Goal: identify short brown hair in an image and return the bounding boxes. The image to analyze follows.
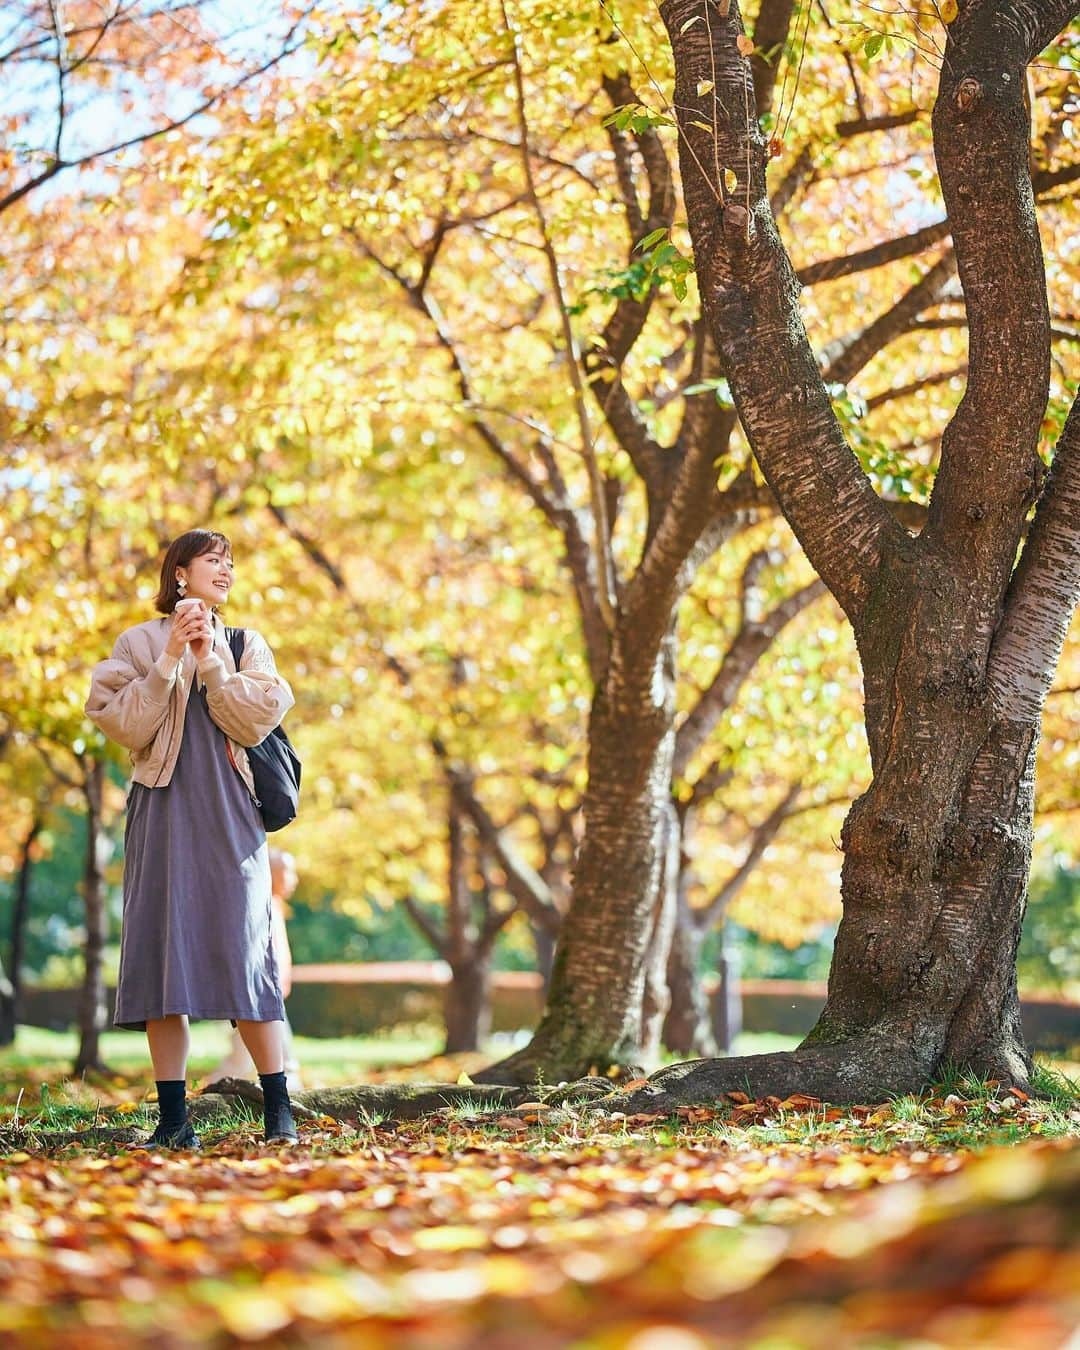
[154,529,233,614]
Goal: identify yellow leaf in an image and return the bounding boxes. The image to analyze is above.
[697,80,715,97]
[456,1071,475,1085]
[115,1102,140,1115]
[940,0,959,20]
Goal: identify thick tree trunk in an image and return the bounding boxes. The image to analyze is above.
[74,761,109,1076]
[804,558,1040,1090]
[662,880,717,1058]
[9,813,42,1008]
[478,630,678,1084]
[444,953,493,1054]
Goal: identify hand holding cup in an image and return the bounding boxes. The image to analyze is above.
[166,598,212,661]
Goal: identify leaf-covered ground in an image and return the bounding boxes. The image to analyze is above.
[1,1068,1078,1348]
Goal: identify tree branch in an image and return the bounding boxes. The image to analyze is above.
[821,251,958,387]
[793,163,1076,291]
[695,782,802,930]
[673,576,825,779]
[920,0,1070,576]
[835,108,922,137]
[661,0,904,631]
[348,228,610,677]
[865,365,968,412]
[0,5,316,217]
[402,896,449,958]
[797,220,951,288]
[580,72,678,501]
[750,0,796,118]
[445,767,562,936]
[988,392,1080,722]
[501,0,617,628]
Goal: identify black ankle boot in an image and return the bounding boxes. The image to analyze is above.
[146,1081,200,1149]
[260,1071,298,1144]
[146,1118,201,1150]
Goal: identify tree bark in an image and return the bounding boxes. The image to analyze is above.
[640,800,681,1065]
[654,0,1080,1103]
[478,627,679,1083]
[74,760,109,1076]
[531,920,557,989]
[0,956,14,1047]
[9,813,42,1009]
[444,952,493,1054]
[712,937,743,1052]
[663,884,717,1058]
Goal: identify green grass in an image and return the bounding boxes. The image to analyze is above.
[1,1023,444,1083]
[2,1024,1076,1153]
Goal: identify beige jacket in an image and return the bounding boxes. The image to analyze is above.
[85,614,295,796]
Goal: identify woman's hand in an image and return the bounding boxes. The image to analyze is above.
[165,603,212,661]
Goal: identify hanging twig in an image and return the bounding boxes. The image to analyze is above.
[500,0,618,629]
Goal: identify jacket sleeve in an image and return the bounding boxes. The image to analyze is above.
[199,629,295,748]
[84,633,177,752]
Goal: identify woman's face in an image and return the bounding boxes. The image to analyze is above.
[176,546,234,609]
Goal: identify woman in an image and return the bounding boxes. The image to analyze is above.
[86,528,298,1148]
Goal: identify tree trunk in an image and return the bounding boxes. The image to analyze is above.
[0,956,14,1047]
[478,628,678,1083]
[444,952,493,1054]
[74,760,110,1076]
[640,800,680,1065]
[662,872,717,1058]
[802,548,1039,1091]
[9,813,42,1008]
[624,559,1047,1107]
[531,920,557,990]
[712,936,743,1053]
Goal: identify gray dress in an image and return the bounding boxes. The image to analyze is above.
[114,674,285,1031]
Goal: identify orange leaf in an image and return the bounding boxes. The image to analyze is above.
[726,1091,751,1105]
[736,34,754,56]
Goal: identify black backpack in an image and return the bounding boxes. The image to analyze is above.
[226,627,301,833]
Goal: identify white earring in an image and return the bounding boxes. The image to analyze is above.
[177,576,187,597]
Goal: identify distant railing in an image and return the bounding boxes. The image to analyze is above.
[13,963,1080,1053]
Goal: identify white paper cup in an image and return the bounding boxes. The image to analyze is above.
[175,598,204,616]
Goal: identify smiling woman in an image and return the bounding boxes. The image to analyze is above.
[84,528,299,1150]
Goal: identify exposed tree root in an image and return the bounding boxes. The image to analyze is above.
[0,1126,145,1151]
[191,1081,536,1125]
[611,1042,939,1112]
[473,1047,646,1088]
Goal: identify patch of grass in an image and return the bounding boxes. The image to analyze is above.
[1031,1058,1079,1102]
[0,1026,445,1101]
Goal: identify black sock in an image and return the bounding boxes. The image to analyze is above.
[259,1070,289,1109]
[156,1080,187,1134]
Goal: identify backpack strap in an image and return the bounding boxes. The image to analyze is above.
[226,626,246,672]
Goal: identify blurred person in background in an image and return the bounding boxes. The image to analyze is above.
[206,848,303,1094]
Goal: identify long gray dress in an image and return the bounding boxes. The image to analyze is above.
[114,673,285,1031]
